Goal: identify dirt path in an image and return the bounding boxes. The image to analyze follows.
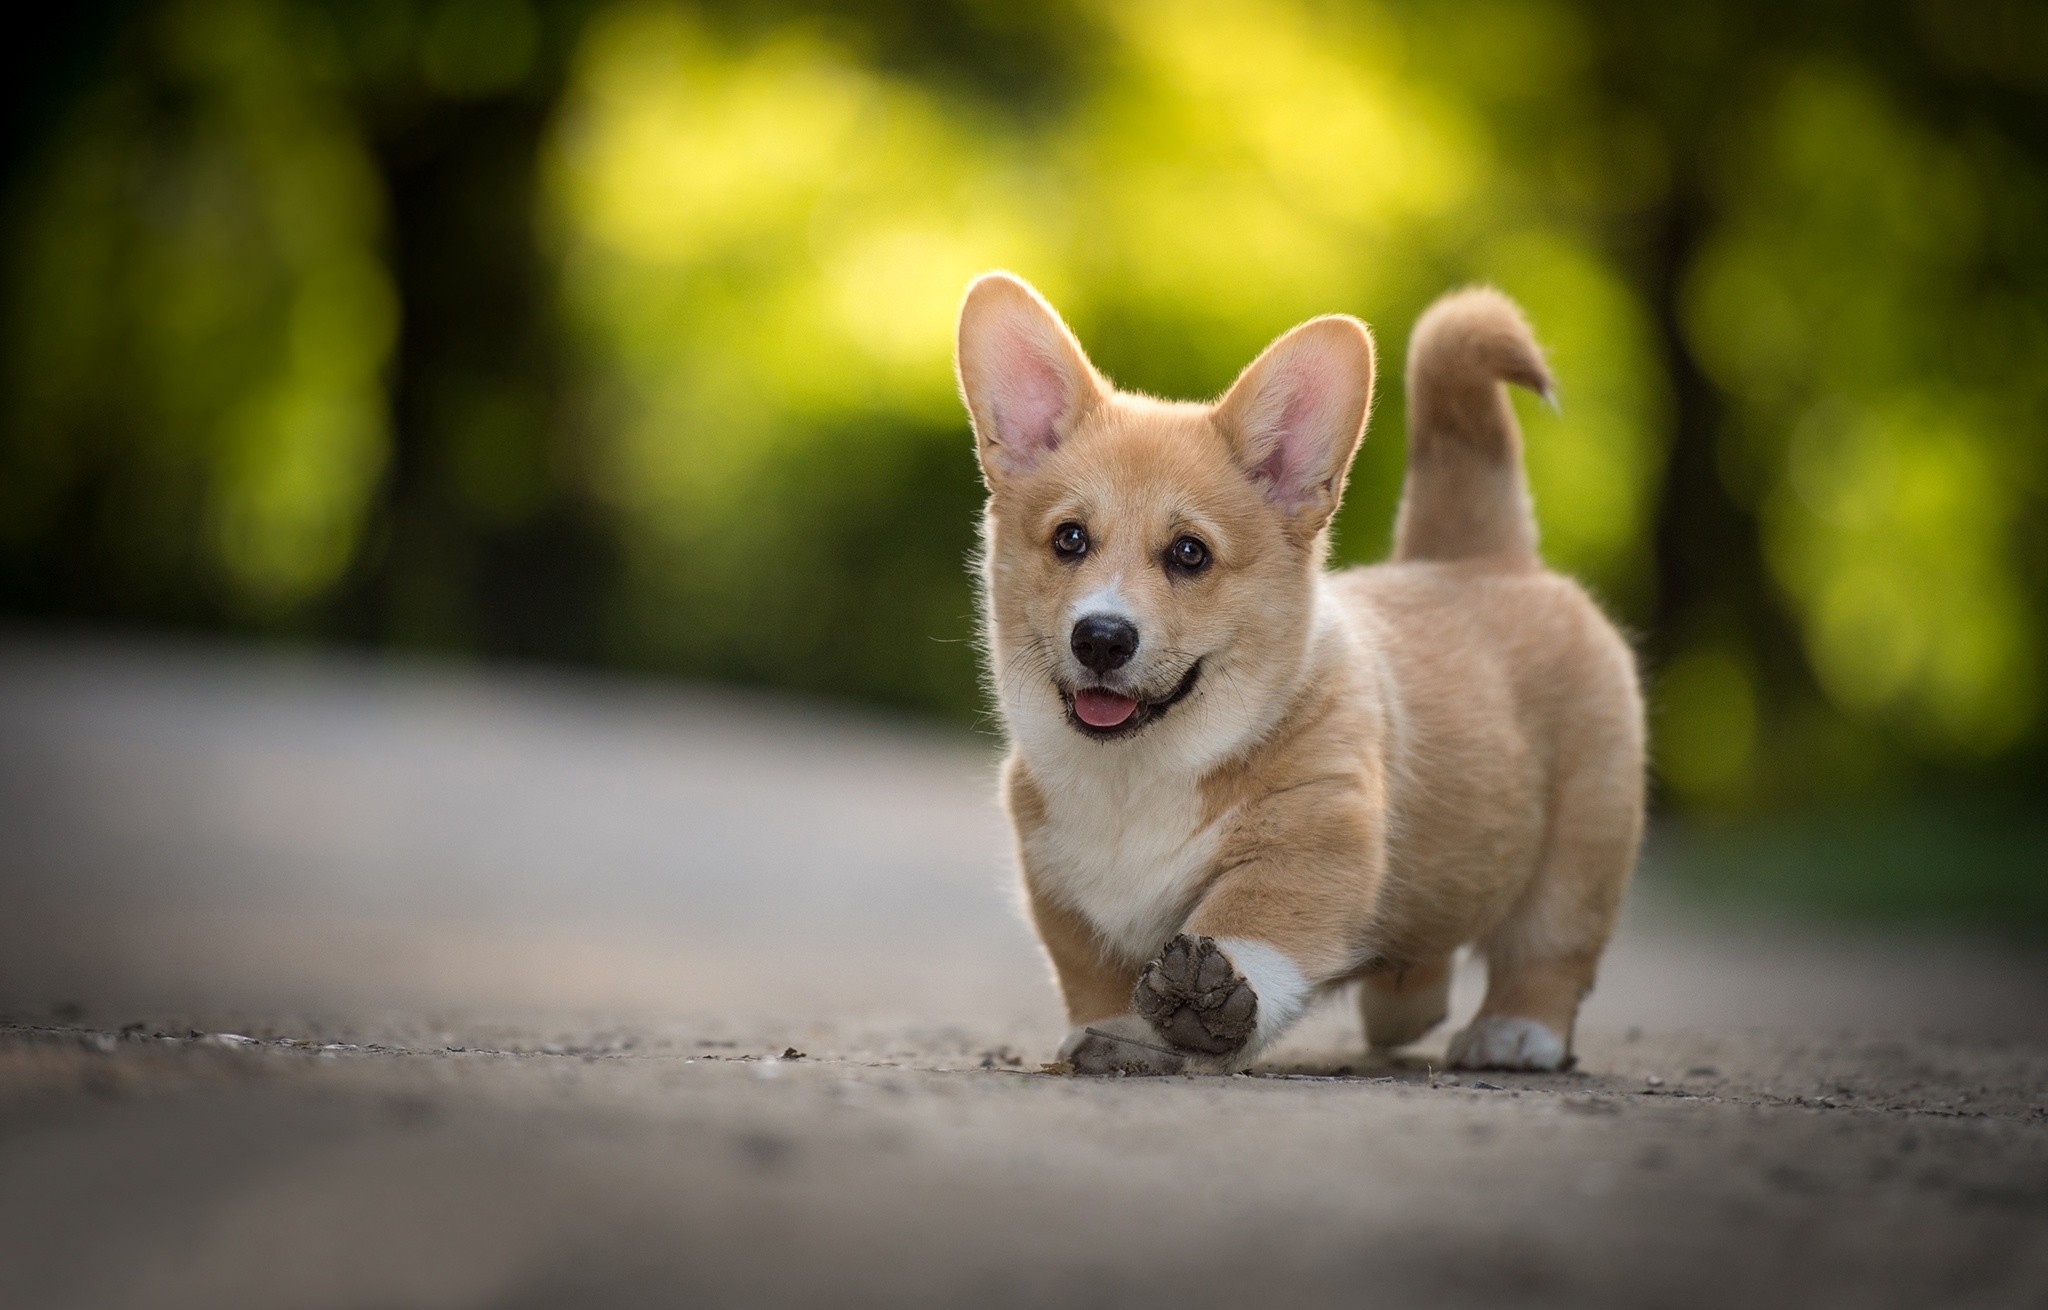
[3,634,2046,1309]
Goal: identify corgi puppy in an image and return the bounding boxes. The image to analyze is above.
[955,272,1645,1075]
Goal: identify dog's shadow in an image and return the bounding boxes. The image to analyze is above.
[1251,1048,1433,1083]
[1251,1048,1586,1087]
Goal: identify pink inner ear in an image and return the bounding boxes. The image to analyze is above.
[1250,359,1340,508]
[1250,429,1292,491]
[992,337,1070,466]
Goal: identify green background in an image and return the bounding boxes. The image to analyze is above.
[3,1,2044,929]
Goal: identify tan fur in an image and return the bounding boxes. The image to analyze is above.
[957,274,1644,1073]
[1359,954,1454,1051]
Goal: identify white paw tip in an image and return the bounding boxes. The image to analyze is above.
[1446,1016,1567,1071]
[1212,937,1311,1048]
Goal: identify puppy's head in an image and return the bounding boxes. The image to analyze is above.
[957,272,1374,767]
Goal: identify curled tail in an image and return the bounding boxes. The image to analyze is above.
[1391,287,1553,566]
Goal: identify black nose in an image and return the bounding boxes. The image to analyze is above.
[1070,615,1139,674]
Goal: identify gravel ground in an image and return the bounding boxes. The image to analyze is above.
[3,632,2046,1309]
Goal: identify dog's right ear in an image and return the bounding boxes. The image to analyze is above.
[956,272,1104,488]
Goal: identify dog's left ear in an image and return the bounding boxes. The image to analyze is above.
[1213,315,1375,530]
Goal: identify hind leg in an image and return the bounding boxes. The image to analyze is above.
[1359,955,1453,1052]
[1447,759,1642,1071]
[1446,954,1597,1071]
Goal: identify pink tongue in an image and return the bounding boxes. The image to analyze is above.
[1074,689,1139,728]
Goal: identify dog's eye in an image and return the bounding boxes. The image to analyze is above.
[1052,522,1089,559]
[1167,535,1210,573]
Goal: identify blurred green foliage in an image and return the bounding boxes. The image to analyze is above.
[3,1,395,617]
[1661,801,2048,941]
[3,2,2045,869]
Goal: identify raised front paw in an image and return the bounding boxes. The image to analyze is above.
[1133,933,1258,1058]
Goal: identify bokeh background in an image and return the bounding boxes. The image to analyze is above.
[3,0,2044,929]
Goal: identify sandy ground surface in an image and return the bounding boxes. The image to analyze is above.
[3,632,2047,1309]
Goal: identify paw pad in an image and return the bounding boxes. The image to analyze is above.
[1133,934,1258,1056]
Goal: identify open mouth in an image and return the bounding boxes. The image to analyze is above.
[1063,661,1202,740]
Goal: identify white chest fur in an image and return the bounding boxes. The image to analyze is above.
[1022,768,1224,964]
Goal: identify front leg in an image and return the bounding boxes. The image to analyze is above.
[1068,922,1336,1075]
[1073,876,1376,1080]
[1025,879,1251,1075]
[1022,877,1174,1072]
[1132,933,1263,1059]
[1023,762,1384,1075]
[1059,935,1269,1076]
[1111,931,1316,1072]
[1088,790,1382,1074]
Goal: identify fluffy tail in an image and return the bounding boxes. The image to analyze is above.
[1391,287,1553,566]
